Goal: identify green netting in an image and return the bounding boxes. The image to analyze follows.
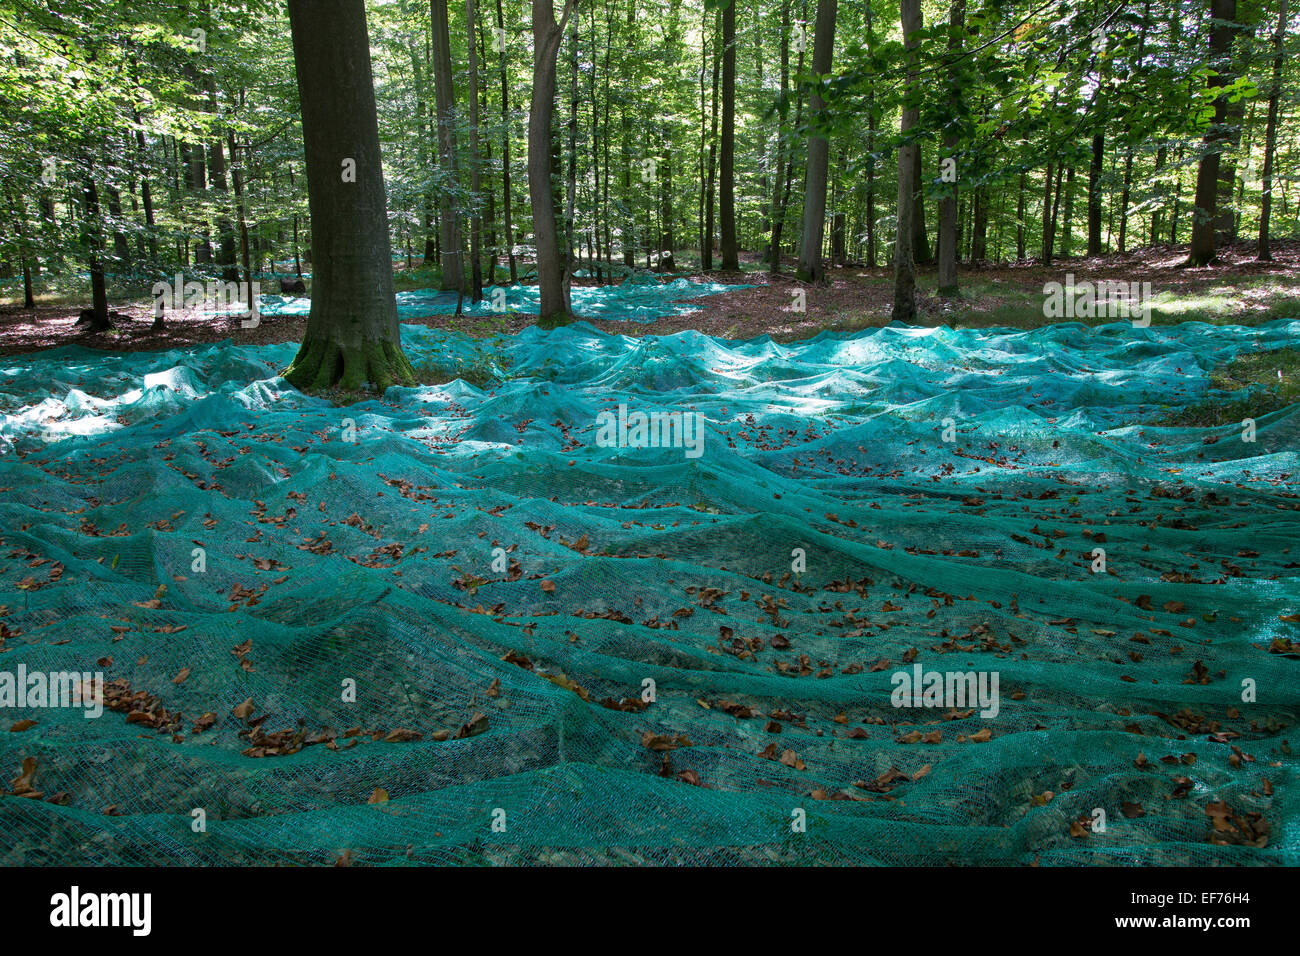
[0,317,1297,866]
[252,275,747,323]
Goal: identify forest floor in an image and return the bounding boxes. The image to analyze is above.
[1,239,1297,358]
[2,241,1297,866]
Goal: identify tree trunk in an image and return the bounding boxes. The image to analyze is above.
[1014,170,1025,261]
[1087,133,1104,255]
[795,0,837,281]
[283,0,413,392]
[529,0,576,323]
[106,185,132,274]
[467,0,484,302]
[562,23,578,310]
[911,143,931,264]
[703,9,721,271]
[1117,147,1133,253]
[495,0,517,281]
[7,192,36,309]
[892,0,922,322]
[1062,165,1075,257]
[1150,145,1167,245]
[769,0,807,274]
[81,169,111,332]
[1048,162,1063,255]
[719,0,739,270]
[229,130,254,292]
[431,0,465,291]
[1187,0,1237,266]
[937,0,965,293]
[1257,0,1287,261]
[1215,70,1250,244]
[205,79,240,282]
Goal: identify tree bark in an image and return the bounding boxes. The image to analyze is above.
[1062,165,1075,257]
[1087,133,1104,255]
[495,0,517,281]
[911,141,931,264]
[766,0,792,270]
[81,168,111,331]
[529,0,577,323]
[795,0,837,281]
[892,0,922,322]
[1257,0,1287,260]
[1014,171,1025,261]
[431,0,465,291]
[937,0,965,294]
[719,0,739,270]
[703,8,721,271]
[468,0,484,302]
[1187,0,1237,266]
[283,0,413,392]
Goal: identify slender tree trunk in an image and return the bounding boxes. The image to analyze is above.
[1257,0,1287,261]
[1187,0,1237,266]
[767,0,792,271]
[719,0,739,270]
[495,0,517,281]
[431,0,465,291]
[703,9,721,271]
[562,23,578,310]
[892,0,922,322]
[229,129,254,291]
[1014,171,1026,261]
[7,192,36,308]
[911,142,931,264]
[1118,147,1133,252]
[769,0,807,274]
[205,82,239,281]
[1214,19,1252,245]
[1171,145,1184,244]
[796,0,838,281]
[105,184,132,275]
[1062,166,1075,257]
[467,0,484,301]
[937,0,965,294]
[1151,145,1167,245]
[1048,162,1064,254]
[1087,133,1104,255]
[529,0,577,323]
[81,169,111,331]
[283,0,413,392]
[865,92,876,265]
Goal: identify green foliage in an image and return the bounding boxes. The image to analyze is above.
[1,0,1298,311]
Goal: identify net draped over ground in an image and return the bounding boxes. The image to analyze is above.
[254,275,746,323]
[0,315,1297,865]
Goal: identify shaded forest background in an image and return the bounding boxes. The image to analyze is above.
[1,0,1298,327]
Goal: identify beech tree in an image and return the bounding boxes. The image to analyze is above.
[1187,0,1239,266]
[892,0,922,322]
[529,0,578,324]
[282,0,414,392]
[795,0,837,282]
[718,0,738,271]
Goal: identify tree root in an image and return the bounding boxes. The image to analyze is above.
[536,312,578,330]
[283,336,415,393]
